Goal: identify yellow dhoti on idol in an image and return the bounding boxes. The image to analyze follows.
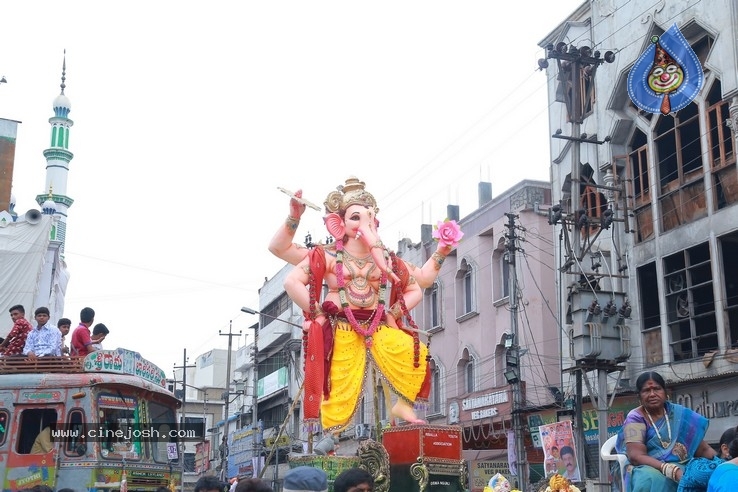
[321,318,428,432]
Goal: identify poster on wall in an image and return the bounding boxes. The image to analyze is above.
[539,421,581,481]
[627,23,704,115]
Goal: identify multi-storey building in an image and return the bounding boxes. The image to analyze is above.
[172,349,230,489]
[540,0,738,484]
[418,180,558,487]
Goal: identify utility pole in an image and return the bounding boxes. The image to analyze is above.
[201,394,208,476]
[505,212,528,491]
[251,319,260,478]
[542,42,619,491]
[173,349,195,477]
[219,320,241,481]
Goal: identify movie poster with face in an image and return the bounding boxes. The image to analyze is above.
[539,420,581,481]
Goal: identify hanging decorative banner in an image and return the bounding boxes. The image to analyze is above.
[627,23,704,115]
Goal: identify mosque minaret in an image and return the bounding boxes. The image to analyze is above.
[35,51,74,257]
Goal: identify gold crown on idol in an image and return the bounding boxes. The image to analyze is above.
[324,176,379,215]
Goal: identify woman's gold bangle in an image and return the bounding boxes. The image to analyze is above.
[660,462,678,481]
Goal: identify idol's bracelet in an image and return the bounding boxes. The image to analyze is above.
[432,251,447,269]
[285,215,300,232]
[388,302,402,319]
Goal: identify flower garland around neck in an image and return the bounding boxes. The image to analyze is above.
[335,240,387,348]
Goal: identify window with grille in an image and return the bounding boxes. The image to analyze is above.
[655,103,707,232]
[456,259,477,318]
[626,129,653,242]
[706,80,737,209]
[664,243,717,361]
[424,281,442,330]
[428,359,442,415]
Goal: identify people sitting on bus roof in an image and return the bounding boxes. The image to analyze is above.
[71,307,104,356]
[57,317,72,355]
[23,307,62,359]
[89,323,109,351]
[0,304,33,357]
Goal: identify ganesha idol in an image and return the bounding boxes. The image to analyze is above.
[543,474,581,492]
[273,176,463,433]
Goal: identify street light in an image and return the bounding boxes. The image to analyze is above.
[224,380,245,404]
[240,307,304,329]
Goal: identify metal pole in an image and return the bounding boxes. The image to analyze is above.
[181,349,187,479]
[506,213,528,491]
[571,59,582,265]
[598,370,610,492]
[252,321,260,478]
[219,320,241,482]
[202,395,208,476]
[273,428,278,491]
[575,370,586,483]
[174,349,195,478]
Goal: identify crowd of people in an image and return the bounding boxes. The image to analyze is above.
[0,305,108,359]
[194,465,374,492]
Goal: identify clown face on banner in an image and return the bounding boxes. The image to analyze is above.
[627,23,704,115]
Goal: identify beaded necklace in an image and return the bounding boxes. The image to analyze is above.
[643,406,672,448]
[335,240,387,348]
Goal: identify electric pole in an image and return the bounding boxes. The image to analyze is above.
[541,42,621,491]
[251,318,260,477]
[505,212,528,491]
[219,320,241,481]
[173,349,195,477]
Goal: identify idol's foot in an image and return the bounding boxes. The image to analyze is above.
[391,400,426,425]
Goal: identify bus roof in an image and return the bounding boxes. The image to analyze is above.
[0,371,178,403]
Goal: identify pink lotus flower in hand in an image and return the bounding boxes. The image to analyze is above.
[432,219,464,248]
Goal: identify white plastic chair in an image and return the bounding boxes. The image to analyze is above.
[600,434,628,489]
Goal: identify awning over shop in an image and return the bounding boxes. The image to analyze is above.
[213,414,240,428]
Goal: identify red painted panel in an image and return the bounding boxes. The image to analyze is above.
[382,424,462,464]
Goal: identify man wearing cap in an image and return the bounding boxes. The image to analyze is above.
[283,466,328,492]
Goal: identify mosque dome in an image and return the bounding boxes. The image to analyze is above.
[42,197,57,215]
[53,93,71,117]
[53,93,71,110]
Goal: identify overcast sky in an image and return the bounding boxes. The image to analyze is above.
[0,1,584,377]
